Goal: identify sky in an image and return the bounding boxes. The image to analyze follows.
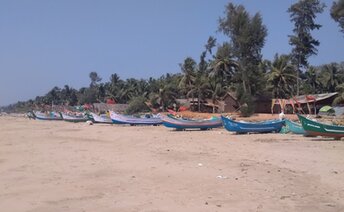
[0,0,343,106]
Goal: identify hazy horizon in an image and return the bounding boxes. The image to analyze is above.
[1,0,343,106]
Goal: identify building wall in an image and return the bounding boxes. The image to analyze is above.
[222,95,239,113]
[254,101,272,113]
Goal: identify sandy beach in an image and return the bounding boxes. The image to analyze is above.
[1,116,344,212]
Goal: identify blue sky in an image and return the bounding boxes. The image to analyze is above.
[0,0,343,106]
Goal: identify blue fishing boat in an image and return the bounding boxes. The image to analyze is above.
[285,119,305,134]
[161,114,222,130]
[109,111,162,125]
[32,111,63,121]
[221,116,284,133]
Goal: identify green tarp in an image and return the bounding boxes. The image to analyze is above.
[319,105,334,112]
[319,105,335,116]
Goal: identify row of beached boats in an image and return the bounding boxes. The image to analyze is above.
[28,111,344,139]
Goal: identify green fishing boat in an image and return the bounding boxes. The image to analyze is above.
[297,114,344,139]
[285,119,305,135]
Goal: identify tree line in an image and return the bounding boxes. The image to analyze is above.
[2,0,344,114]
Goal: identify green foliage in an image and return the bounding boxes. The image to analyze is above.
[218,3,267,95]
[207,78,227,113]
[333,84,344,105]
[266,54,296,98]
[317,63,344,92]
[125,96,150,115]
[149,83,177,111]
[239,93,255,117]
[288,0,325,95]
[331,0,344,34]
[209,42,237,85]
[89,71,102,87]
[303,66,320,94]
[77,87,97,104]
[187,71,210,112]
[179,57,197,91]
[288,0,325,67]
[205,36,217,55]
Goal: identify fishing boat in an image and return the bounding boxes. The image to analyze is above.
[90,112,112,124]
[60,112,90,122]
[27,111,36,119]
[297,114,344,139]
[109,111,162,125]
[221,116,285,133]
[161,114,222,130]
[285,119,305,134]
[32,111,63,121]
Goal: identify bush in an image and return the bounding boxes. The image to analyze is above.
[239,93,255,117]
[125,96,150,115]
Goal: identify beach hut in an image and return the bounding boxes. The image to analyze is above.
[270,92,338,114]
[218,92,240,113]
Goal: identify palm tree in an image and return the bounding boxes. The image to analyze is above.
[105,73,124,103]
[207,78,226,113]
[208,42,237,85]
[304,66,320,93]
[44,86,61,105]
[318,63,343,92]
[89,71,102,87]
[267,54,296,98]
[333,84,344,105]
[288,0,325,95]
[149,85,177,112]
[60,85,78,105]
[97,83,106,103]
[179,57,196,89]
[136,79,149,98]
[205,36,216,56]
[187,71,210,112]
[179,57,196,109]
[331,0,344,34]
[116,79,139,103]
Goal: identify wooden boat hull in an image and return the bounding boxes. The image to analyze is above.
[32,111,63,121]
[27,111,36,119]
[90,113,112,124]
[110,111,162,125]
[297,114,344,138]
[161,115,222,130]
[61,113,90,122]
[285,119,305,134]
[221,116,284,133]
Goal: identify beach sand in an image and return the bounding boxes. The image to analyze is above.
[1,116,344,212]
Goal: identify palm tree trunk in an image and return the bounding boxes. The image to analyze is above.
[198,91,201,112]
[212,99,216,113]
[297,56,300,96]
[241,64,247,93]
[192,93,195,112]
[160,100,165,112]
[297,70,299,96]
[242,80,247,93]
[242,74,249,94]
